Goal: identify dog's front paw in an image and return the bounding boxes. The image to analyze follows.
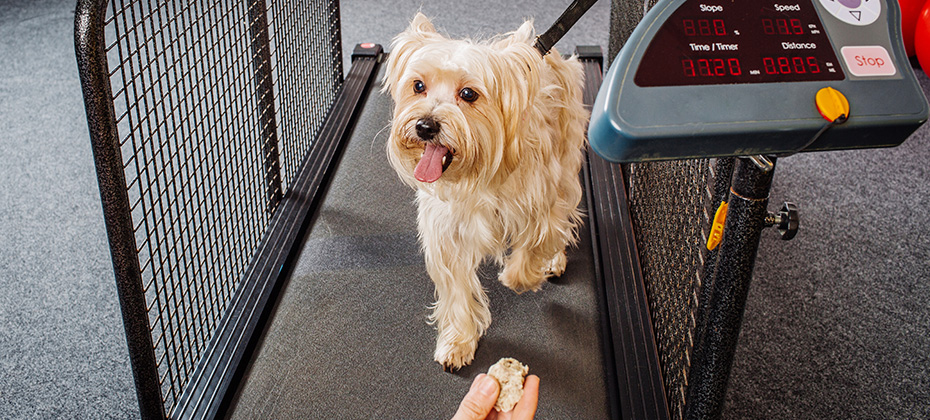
[434,337,478,371]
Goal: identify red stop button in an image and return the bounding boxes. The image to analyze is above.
[840,46,897,77]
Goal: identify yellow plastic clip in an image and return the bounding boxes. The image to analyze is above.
[706,201,728,250]
[815,87,850,123]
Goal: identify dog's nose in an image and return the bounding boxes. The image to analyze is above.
[415,118,441,140]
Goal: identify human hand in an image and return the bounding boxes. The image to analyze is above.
[451,373,540,420]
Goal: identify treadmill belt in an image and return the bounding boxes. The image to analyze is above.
[228,67,610,419]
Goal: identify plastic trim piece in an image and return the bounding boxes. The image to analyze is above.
[579,46,671,420]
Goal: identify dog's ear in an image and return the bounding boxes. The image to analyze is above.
[491,19,535,49]
[511,20,535,45]
[489,19,542,91]
[382,13,439,94]
[487,20,545,146]
[490,19,544,91]
[408,12,437,35]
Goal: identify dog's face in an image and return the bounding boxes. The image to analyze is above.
[382,13,542,190]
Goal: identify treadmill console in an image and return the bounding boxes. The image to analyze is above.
[588,0,928,163]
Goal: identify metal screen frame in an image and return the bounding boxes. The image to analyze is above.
[625,159,717,419]
[605,1,779,419]
[75,0,381,418]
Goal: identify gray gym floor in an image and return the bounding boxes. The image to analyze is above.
[2,0,928,418]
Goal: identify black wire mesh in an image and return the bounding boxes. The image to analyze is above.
[267,1,343,191]
[100,0,342,414]
[626,159,720,420]
[609,1,731,417]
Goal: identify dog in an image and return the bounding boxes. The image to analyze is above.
[382,13,588,370]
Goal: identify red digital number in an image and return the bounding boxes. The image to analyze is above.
[713,19,726,36]
[762,19,774,35]
[807,56,821,73]
[764,57,777,74]
[777,18,790,35]
[778,57,792,73]
[682,59,696,77]
[684,19,727,36]
[728,58,742,76]
[763,18,804,35]
[698,59,711,76]
[763,56,822,75]
[698,19,711,36]
[684,58,742,77]
[683,19,696,36]
[709,58,721,76]
[792,57,806,73]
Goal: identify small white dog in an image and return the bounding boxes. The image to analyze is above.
[382,13,588,369]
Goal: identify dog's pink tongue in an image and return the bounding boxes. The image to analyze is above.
[414,143,449,183]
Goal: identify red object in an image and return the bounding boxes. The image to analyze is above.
[901,0,926,56]
[913,1,930,69]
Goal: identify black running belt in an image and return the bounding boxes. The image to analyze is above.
[534,0,599,55]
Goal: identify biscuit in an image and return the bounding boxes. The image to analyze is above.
[487,357,529,412]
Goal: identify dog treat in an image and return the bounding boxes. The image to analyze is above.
[487,357,529,412]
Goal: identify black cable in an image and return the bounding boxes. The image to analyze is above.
[779,114,848,157]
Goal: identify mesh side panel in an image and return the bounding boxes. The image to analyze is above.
[267,1,343,190]
[102,0,342,413]
[627,159,717,420]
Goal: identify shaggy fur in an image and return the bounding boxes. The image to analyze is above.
[382,13,588,369]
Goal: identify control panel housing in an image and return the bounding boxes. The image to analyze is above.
[588,0,928,163]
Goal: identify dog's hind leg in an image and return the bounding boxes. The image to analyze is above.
[545,249,568,277]
[499,244,558,293]
[499,205,577,293]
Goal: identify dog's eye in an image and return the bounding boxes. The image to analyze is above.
[459,87,478,102]
[413,80,426,94]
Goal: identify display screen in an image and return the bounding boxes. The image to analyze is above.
[634,0,845,87]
